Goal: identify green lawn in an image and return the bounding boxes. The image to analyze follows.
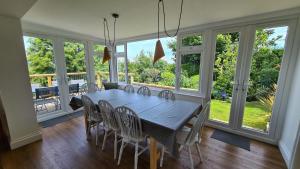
[209,99,270,131]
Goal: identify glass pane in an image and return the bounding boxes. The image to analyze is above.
[93,44,110,87]
[182,34,203,46]
[242,26,288,133]
[127,37,176,89]
[116,45,125,53]
[117,57,126,82]
[209,32,240,124]
[64,41,88,95]
[180,53,200,92]
[24,36,62,115]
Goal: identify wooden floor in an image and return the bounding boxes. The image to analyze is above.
[0,116,287,169]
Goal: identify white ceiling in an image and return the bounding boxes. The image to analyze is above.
[22,0,300,40]
[0,0,37,18]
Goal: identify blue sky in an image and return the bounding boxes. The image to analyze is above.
[23,26,287,62]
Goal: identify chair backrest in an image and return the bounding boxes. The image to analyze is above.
[158,90,175,100]
[98,100,119,130]
[115,106,143,140]
[185,101,211,144]
[80,83,100,94]
[137,86,151,96]
[81,95,101,121]
[124,84,134,93]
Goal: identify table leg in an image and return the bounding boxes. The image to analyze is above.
[150,137,158,169]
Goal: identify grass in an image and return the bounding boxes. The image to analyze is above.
[209,99,270,131]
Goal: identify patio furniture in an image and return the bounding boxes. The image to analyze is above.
[98,100,120,159]
[34,86,60,112]
[158,89,175,100]
[115,106,148,169]
[69,83,80,98]
[70,89,202,169]
[123,84,134,93]
[102,82,118,90]
[137,86,151,96]
[81,95,103,145]
[159,101,210,169]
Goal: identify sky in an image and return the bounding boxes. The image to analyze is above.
[23,26,287,62]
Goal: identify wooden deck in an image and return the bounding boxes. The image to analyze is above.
[0,116,287,169]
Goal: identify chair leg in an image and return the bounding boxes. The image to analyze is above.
[134,142,139,169]
[117,139,125,165]
[160,146,165,167]
[114,131,118,160]
[95,123,99,146]
[195,143,203,163]
[102,130,108,150]
[188,146,194,169]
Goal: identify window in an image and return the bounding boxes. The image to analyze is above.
[126,37,176,89]
[179,34,203,92]
[93,44,110,86]
[64,41,88,86]
[116,44,126,82]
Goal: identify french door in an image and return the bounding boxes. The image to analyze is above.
[208,21,295,141]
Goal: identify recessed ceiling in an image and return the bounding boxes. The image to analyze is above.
[22,0,300,39]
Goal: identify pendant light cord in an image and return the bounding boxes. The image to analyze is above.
[158,0,184,38]
[103,17,116,47]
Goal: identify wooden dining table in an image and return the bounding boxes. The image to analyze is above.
[71,89,202,169]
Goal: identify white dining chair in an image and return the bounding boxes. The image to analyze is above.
[98,100,121,160]
[137,86,151,96]
[115,106,148,169]
[160,101,211,169]
[81,95,103,145]
[158,89,175,100]
[124,84,135,93]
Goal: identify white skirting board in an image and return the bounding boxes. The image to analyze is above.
[279,140,291,168]
[10,130,42,150]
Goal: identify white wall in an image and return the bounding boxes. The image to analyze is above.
[0,15,41,149]
[279,39,300,167]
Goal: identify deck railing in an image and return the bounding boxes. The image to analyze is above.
[29,72,189,91]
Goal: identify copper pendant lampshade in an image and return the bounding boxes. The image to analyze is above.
[102,46,111,64]
[153,40,165,64]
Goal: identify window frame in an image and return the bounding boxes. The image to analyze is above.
[115,43,128,83]
[176,32,204,94]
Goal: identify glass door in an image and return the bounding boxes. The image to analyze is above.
[63,41,89,98]
[239,25,289,134]
[209,31,242,126]
[23,36,63,121]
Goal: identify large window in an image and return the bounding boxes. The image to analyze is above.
[93,44,110,86]
[126,37,176,89]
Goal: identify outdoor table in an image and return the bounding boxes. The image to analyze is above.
[69,89,201,169]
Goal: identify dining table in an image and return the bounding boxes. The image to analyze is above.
[69,89,202,169]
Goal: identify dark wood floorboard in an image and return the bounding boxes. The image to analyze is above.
[0,116,287,169]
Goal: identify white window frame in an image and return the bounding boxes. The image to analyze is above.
[176,32,204,95]
[115,43,128,83]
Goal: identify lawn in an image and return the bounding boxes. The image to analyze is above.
[209,99,270,131]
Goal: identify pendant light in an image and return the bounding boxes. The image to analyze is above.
[153,0,184,64]
[102,13,119,64]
